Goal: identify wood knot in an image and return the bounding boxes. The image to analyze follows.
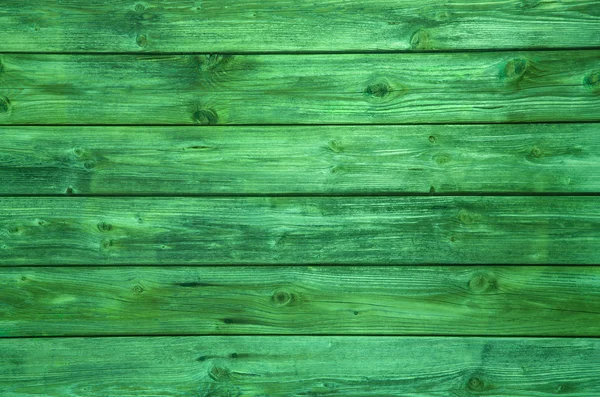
[434,154,451,165]
[365,82,391,98]
[584,72,600,92]
[0,97,11,113]
[209,366,231,381]
[7,226,20,235]
[410,29,431,50]
[208,366,231,381]
[271,290,293,306]
[97,222,112,232]
[327,140,342,153]
[195,54,233,72]
[65,186,75,195]
[134,3,145,12]
[519,0,541,9]
[328,165,345,175]
[132,285,144,294]
[458,210,478,224]
[468,273,498,293]
[467,375,486,392]
[83,160,96,170]
[428,135,437,144]
[100,239,114,250]
[529,146,542,158]
[500,58,529,83]
[431,10,451,21]
[72,147,84,157]
[193,109,218,125]
[136,34,147,48]
[21,276,27,281]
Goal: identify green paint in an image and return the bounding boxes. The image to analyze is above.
[0,0,599,52]
[2,266,600,337]
[1,336,599,396]
[0,52,598,124]
[2,1,599,394]
[0,124,596,194]
[1,197,598,265]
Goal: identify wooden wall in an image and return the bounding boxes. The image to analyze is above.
[1,1,600,395]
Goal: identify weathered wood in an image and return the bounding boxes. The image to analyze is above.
[1,197,599,265]
[1,0,600,53]
[1,52,599,124]
[3,266,600,337]
[2,336,599,396]
[2,124,599,194]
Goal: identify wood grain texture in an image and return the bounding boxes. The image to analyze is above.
[3,266,600,337]
[1,0,599,52]
[1,51,599,124]
[2,336,600,396]
[2,124,599,194]
[1,197,599,265]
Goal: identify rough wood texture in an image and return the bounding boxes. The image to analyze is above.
[2,124,599,194]
[3,0,600,394]
[1,52,599,124]
[1,0,599,52]
[1,197,599,265]
[2,336,599,396]
[2,266,600,337]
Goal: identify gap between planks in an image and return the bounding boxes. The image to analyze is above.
[4,47,600,55]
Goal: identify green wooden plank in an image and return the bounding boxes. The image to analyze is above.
[1,197,599,265]
[3,266,600,337]
[1,51,599,124]
[2,336,599,396]
[1,0,599,52]
[2,124,599,194]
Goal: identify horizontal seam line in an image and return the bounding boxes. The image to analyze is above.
[1,47,600,55]
[2,264,599,268]
[1,193,599,197]
[2,264,600,267]
[1,334,600,339]
[2,121,600,127]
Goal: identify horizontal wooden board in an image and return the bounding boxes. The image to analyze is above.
[2,124,599,194]
[1,51,599,124]
[1,0,600,52]
[3,266,600,337]
[1,197,599,265]
[2,336,600,396]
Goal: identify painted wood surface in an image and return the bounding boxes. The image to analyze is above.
[1,52,599,125]
[1,197,599,265]
[1,124,598,195]
[1,0,599,52]
[3,266,600,337]
[2,0,600,394]
[2,336,600,396]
